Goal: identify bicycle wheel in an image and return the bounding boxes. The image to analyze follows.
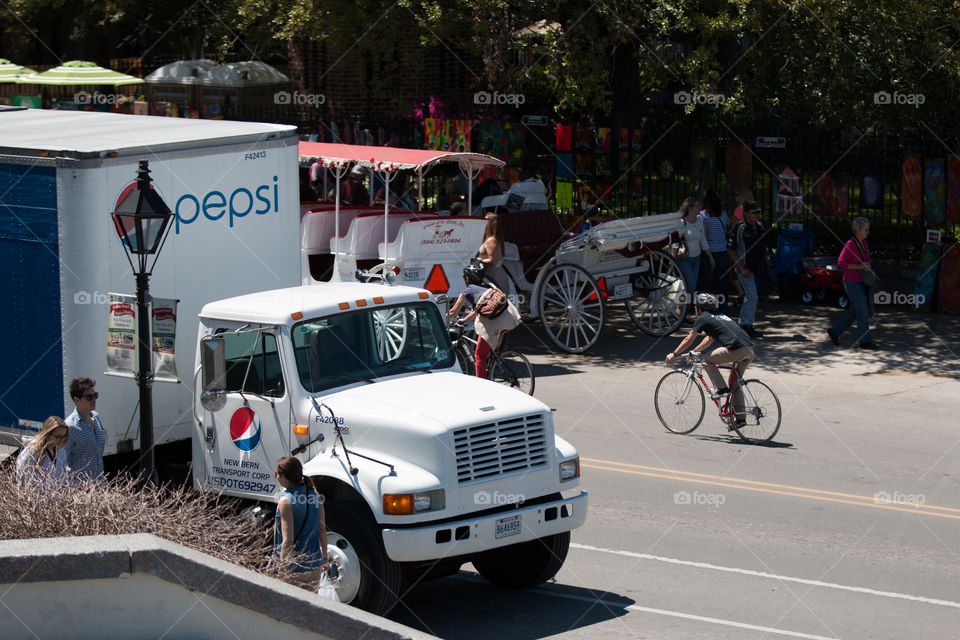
[731,379,781,444]
[455,344,475,376]
[654,371,705,434]
[489,351,534,395]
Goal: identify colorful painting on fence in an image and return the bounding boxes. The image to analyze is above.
[556,153,573,179]
[811,171,844,217]
[477,122,523,164]
[948,157,960,221]
[924,158,946,225]
[423,118,443,150]
[595,155,612,177]
[556,181,574,209]
[724,143,752,208]
[424,119,472,152]
[575,127,593,151]
[574,153,592,176]
[859,171,885,210]
[556,124,572,152]
[595,128,611,154]
[938,244,960,313]
[690,142,716,196]
[901,154,922,217]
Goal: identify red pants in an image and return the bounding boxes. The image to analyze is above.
[475,337,491,379]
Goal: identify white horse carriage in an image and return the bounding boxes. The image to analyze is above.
[298,142,503,297]
[298,142,689,356]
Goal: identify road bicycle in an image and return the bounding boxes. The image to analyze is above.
[654,351,781,444]
[448,322,535,395]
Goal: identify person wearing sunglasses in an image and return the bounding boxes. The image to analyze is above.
[64,377,107,482]
[15,416,69,487]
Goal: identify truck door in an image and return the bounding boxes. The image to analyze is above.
[201,329,288,499]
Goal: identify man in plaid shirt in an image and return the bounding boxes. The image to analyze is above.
[64,377,106,482]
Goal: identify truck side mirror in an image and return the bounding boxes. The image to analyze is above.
[200,336,227,412]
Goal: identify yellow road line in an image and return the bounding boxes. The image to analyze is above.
[581,458,960,520]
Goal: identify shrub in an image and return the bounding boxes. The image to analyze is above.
[0,469,291,578]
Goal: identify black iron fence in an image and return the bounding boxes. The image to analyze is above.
[227,105,957,265]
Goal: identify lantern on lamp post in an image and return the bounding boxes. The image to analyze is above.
[111,160,173,482]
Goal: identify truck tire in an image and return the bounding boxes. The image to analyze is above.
[472,530,570,588]
[324,502,403,615]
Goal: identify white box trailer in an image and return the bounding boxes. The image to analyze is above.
[0,108,301,458]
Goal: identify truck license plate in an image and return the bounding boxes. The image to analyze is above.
[404,267,424,281]
[495,515,521,539]
[613,283,633,299]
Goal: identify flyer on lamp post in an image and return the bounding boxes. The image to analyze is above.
[151,298,180,382]
[106,293,137,378]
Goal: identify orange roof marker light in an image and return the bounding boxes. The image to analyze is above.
[373,297,385,304]
[338,302,350,310]
[356,299,368,307]
[291,312,303,320]
[423,264,450,295]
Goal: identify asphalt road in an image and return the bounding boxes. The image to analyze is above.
[391,300,960,640]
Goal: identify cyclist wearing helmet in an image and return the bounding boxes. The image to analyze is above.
[666,293,755,427]
[447,263,520,380]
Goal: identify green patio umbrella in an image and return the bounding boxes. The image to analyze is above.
[0,59,35,84]
[15,60,143,86]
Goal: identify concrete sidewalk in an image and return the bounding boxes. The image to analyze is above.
[511,296,960,380]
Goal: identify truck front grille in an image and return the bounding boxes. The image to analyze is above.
[454,414,548,483]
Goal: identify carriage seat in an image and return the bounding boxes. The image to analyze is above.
[500,209,574,281]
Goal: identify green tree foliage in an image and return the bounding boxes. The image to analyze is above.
[3,0,960,132]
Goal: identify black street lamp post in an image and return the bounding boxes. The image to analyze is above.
[111,160,173,482]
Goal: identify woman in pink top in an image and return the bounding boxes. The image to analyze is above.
[827,217,878,349]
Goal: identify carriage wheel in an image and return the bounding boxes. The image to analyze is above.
[373,307,408,361]
[624,250,688,337]
[537,263,605,354]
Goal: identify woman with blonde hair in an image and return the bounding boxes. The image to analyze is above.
[15,416,69,486]
[477,213,511,294]
[674,196,714,294]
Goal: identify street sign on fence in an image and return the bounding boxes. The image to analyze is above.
[756,136,786,148]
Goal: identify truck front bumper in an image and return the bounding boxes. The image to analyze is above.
[381,491,588,562]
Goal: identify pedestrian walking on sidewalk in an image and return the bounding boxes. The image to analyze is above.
[827,217,878,350]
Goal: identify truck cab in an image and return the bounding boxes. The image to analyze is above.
[194,282,587,614]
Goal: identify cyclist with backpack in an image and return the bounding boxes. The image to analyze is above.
[447,263,520,379]
[665,293,755,428]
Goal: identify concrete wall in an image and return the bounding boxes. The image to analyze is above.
[0,534,437,640]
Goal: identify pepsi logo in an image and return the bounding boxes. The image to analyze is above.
[229,407,262,452]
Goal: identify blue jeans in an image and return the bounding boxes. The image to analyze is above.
[831,280,871,343]
[736,270,758,326]
[677,255,700,294]
[710,252,732,310]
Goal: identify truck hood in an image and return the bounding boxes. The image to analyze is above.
[319,371,547,435]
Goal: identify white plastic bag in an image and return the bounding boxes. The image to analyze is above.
[317,571,340,602]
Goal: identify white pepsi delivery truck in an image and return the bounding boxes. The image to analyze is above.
[195,282,586,613]
[0,108,588,615]
[0,107,302,463]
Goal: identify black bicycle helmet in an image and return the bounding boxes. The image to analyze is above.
[694,292,720,311]
[463,262,485,285]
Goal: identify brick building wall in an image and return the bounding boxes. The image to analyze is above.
[287,36,481,123]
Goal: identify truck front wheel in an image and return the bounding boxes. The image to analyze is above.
[472,531,570,588]
[324,502,403,615]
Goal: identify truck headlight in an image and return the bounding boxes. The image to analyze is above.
[559,457,580,482]
[383,489,445,515]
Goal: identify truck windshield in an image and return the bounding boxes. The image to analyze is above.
[292,302,455,392]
